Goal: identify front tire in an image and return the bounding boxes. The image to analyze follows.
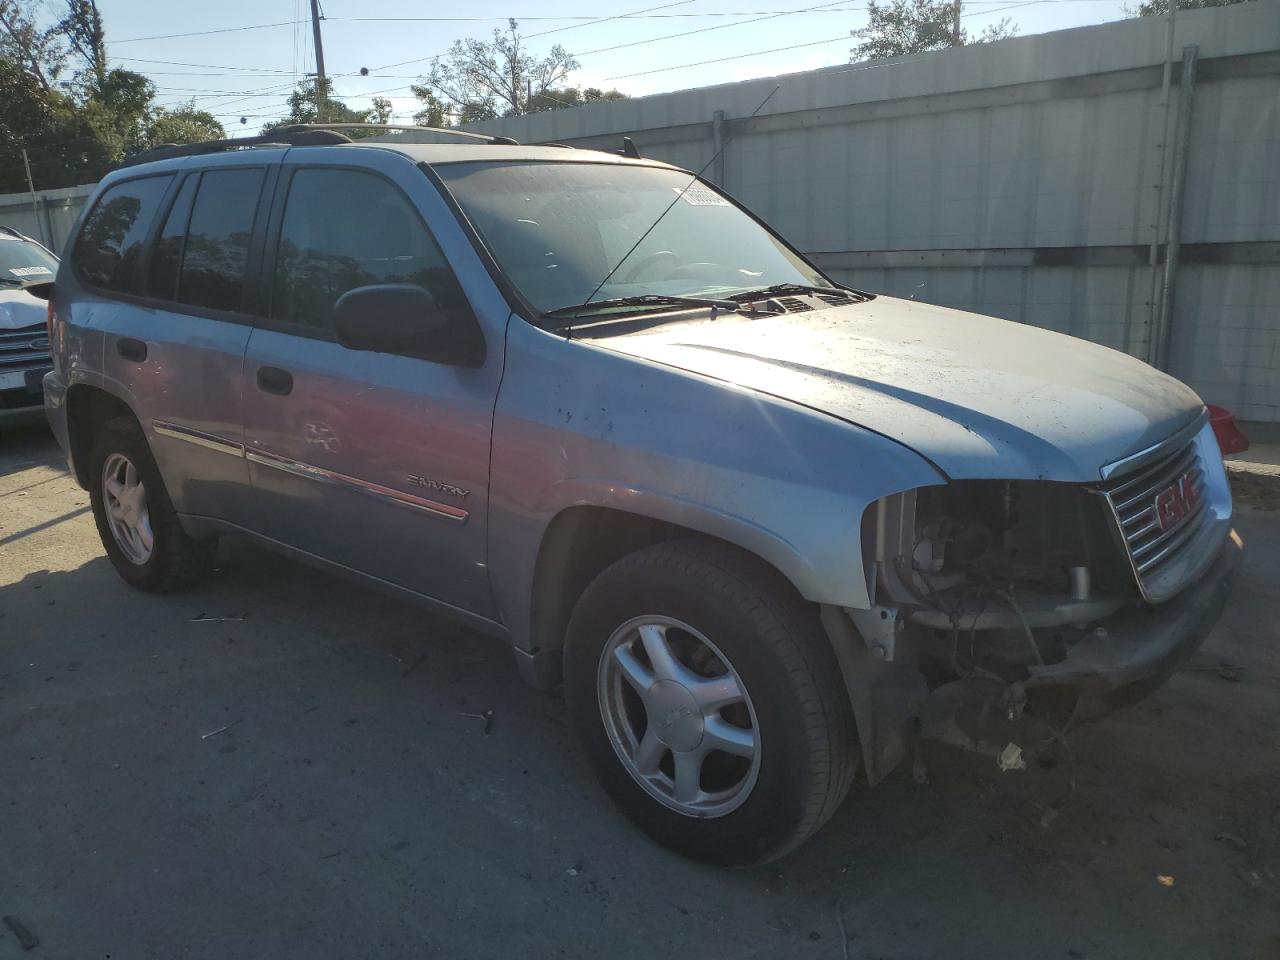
[564,540,859,865]
[88,416,216,592]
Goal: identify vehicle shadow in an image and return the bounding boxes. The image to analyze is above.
[2,513,1277,960]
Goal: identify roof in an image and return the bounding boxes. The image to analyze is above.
[346,141,678,169]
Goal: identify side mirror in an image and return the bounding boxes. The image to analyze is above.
[333,284,483,367]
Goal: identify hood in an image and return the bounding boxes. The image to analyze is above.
[588,296,1204,482]
[0,288,47,331]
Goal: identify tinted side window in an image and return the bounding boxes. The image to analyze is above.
[147,174,197,301]
[178,168,265,313]
[273,168,468,332]
[74,176,172,294]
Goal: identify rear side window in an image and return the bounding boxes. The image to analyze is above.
[74,175,172,294]
[272,168,468,332]
[177,168,265,312]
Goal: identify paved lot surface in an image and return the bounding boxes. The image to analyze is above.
[2,423,1278,960]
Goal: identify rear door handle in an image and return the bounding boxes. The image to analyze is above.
[117,338,147,362]
[256,366,294,396]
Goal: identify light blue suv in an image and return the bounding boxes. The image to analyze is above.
[42,126,1241,865]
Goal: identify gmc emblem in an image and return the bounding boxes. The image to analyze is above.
[1154,470,1200,531]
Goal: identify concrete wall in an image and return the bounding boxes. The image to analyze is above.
[0,183,94,256]
[465,1,1280,423]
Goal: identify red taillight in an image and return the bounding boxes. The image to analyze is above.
[46,286,55,339]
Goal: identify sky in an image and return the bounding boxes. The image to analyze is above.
[93,0,1137,131]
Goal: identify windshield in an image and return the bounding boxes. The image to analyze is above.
[434,161,828,318]
[0,238,58,287]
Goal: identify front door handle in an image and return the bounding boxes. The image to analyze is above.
[117,337,147,362]
[256,366,294,396]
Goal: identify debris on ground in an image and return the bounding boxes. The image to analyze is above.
[1156,874,1176,887]
[459,708,495,735]
[1214,832,1248,852]
[1216,662,1244,682]
[191,613,247,623]
[200,718,243,740]
[998,742,1026,772]
[2,915,39,951]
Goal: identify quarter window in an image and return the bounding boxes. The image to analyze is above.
[177,169,265,312]
[272,168,468,333]
[147,174,197,301]
[74,175,173,294]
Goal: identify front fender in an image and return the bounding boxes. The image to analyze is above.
[487,320,945,656]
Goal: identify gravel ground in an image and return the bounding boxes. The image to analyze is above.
[2,422,1278,960]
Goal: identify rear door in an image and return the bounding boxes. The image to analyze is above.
[242,154,500,617]
[79,161,275,525]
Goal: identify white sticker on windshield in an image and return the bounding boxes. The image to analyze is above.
[674,185,730,207]
[9,266,52,277]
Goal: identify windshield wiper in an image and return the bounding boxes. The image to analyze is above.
[729,282,843,301]
[545,293,759,325]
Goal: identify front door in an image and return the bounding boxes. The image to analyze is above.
[242,160,499,617]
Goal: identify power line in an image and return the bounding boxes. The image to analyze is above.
[113,20,307,44]
[574,0,857,58]
[606,32,852,79]
[606,0,1056,80]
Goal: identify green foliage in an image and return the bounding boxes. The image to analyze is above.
[145,103,225,147]
[851,0,1017,61]
[263,76,372,135]
[411,18,605,123]
[1131,0,1252,15]
[527,86,628,114]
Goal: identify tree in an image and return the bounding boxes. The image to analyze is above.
[412,88,450,127]
[527,85,628,114]
[265,77,370,132]
[145,102,224,147]
[80,67,156,158]
[411,18,579,122]
[1132,0,1253,15]
[56,0,104,88]
[368,96,393,125]
[851,0,1017,61]
[0,0,68,91]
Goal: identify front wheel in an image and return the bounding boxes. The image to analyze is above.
[564,540,859,865]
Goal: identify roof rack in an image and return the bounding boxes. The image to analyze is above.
[285,123,519,146]
[118,122,520,169]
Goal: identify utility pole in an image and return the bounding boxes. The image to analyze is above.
[21,149,44,247]
[952,0,961,45]
[309,0,327,121]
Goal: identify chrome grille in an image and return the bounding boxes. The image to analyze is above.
[1100,434,1208,595]
[0,322,49,369]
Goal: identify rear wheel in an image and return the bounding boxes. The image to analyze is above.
[89,417,216,592]
[564,539,859,865]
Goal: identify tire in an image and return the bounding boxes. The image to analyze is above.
[88,416,216,592]
[564,539,859,866]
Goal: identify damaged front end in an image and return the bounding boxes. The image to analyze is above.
[825,418,1242,784]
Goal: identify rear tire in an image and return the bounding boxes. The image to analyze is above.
[564,539,859,865]
[88,416,216,592]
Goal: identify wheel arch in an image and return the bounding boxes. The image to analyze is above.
[65,382,139,489]
[521,498,833,688]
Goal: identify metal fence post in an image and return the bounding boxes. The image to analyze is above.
[1154,44,1198,373]
[712,110,726,187]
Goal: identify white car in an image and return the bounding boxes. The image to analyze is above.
[0,226,56,427]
